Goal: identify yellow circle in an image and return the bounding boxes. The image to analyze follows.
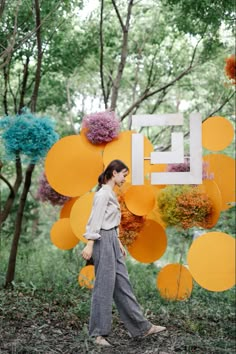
[45,135,103,197]
[202,116,234,151]
[157,264,193,300]
[78,265,95,289]
[124,184,156,216]
[60,198,78,218]
[187,232,235,291]
[203,154,235,210]
[70,192,95,243]
[128,219,167,263]
[50,218,79,250]
[196,180,222,228]
[103,131,153,183]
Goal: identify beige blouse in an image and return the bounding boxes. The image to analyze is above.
[83,184,121,240]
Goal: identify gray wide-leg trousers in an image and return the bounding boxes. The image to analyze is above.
[89,228,152,337]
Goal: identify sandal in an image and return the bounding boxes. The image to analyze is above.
[95,336,112,346]
[143,324,166,337]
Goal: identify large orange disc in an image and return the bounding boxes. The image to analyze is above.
[147,209,166,228]
[50,218,79,250]
[187,232,235,291]
[78,265,95,289]
[128,219,167,263]
[203,154,235,210]
[202,116,234,151]
[157,264,193,300]
[80,128,107,151]
[103,131,153,183]
[60,198,78,218]
[196,180,222,228]
[70,192,95,243]
[45,135,103,197]
[124,184,156,216]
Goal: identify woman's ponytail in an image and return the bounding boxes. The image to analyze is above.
[97,171,106,191]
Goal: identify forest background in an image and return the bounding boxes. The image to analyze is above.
[0,0,235,353]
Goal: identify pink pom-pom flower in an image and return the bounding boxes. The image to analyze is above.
[82,111,120,144]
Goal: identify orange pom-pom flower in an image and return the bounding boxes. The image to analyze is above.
[225,55,236,84]
[118,195,145,247]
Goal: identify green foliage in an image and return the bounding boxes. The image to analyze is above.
[0,235,235,353]
[163,0,235,35]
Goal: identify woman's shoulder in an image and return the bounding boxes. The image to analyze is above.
[95,185,112,198]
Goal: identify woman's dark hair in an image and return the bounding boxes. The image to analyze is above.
[97,159,129,190]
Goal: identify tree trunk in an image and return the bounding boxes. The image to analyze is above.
[30,0,42,113]
[0,155,22,226]
[3,65,8,114]
[110,0,134,111]
[19,55,30,112]
[5,163,35,287]
[0,0,6,20]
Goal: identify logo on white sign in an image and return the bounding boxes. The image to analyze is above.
[131,113,202,185]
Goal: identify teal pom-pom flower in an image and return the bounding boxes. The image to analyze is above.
[0,109,59,163]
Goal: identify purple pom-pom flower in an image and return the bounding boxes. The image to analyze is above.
[37,173,70,206]
[167,159,214,180]
[82,111,120,144]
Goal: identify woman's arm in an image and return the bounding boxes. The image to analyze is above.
[118,238,127,257]
[83,190,110,240]
[81,240,94,260]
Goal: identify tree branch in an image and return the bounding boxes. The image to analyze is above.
[0,0,6,21]
[111,0,125,31]
[0,155,22,226]
[110,0,134,110]
[3,65,8,114]
[204,91,235,120]
[0,174,15,198]
[99,0,107,108]
[120,38,201,120]
[66,80,78,134]
[18,55,30,112]
[0,0,63,67]
[30,0,42,113]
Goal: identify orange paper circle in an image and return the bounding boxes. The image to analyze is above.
[78,265,95,289]
[157,264,193,300]
[103,131,153,183]
[124,184,156,216]
[128,219,167,263]
[187,232,235,291]
[45,135,103,197]
[203,154,235,210]
[60,198,78,218]
[202,116,234,151]
[70,192,95,243]
[196,179,222,228]
[50,218,79,250]
[147,209,166,228]
[80,128,107,151]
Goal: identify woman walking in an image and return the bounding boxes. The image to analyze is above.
[82,159,166,346]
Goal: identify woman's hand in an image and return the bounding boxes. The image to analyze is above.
[81,240,94,260]
[118,238,127,257]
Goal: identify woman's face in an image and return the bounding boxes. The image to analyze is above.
[114,168,128,187]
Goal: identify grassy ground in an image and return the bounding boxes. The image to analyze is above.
[0,238,235,354]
